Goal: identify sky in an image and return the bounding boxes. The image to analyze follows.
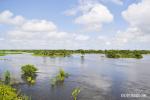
[0,0,150,50]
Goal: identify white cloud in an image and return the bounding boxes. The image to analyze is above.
[21,20,57,32]
[122,0,150,33]
[65,0,113,32]
[75,34,89,41]
[0,10,25,25]
[95,0,150,49]
[102,0,150,47]
[0,0,150,49]
[113,28,146,46]
[0,10,92,49]
[119,0,150,43]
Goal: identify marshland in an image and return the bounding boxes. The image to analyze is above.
[1,0,150,99]
[0,50,150,100]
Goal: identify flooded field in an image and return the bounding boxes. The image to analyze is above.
[0,54,150,100]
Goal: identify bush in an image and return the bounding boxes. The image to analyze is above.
[27,76,35,84]
[72,88,80,100]
[134,53,143,59]
[0,82,29,100]
[56,68,69,81]
[21,64,38,76]
[106,52,120,58]
[51,68,69,86]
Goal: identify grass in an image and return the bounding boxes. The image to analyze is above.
[0,82,29,100]
[72,88,80,100]
[51,68,69,86]
[0,54,6,56]
[21,64,38,85]
[33,53,71,57]
[21,64,38,77]
[1,49,150,59]
[26,76,36,84]
[0,51,23,56]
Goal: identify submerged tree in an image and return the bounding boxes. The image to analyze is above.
[51,68,69,86]
[21,64,38,85]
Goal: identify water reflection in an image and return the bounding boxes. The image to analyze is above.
[80,56,85,65]
[0,54,150,100]
[42,57,47,64]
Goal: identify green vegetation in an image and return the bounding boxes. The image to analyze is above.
[0,82,29,100]
[4,71,11,85]
[21,64,38,76]
[1,49,150,58]
[33,50,72,57]
[25,49,150,58]
[21,64,38,85]
[51,68,69,86]
[26,76,35,84]
[0,54,6,56]
[72,88,80,100]
[105,50,143,59]
[0,50,23,56]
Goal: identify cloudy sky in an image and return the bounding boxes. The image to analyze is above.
[0,0,150,49]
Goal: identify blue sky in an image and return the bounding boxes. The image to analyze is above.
[0,0,150,49]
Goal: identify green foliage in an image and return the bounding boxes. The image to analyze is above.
[0,83,29,100]
[134,53,143,59]
[72,88,80,100]
[1,50,150,58]
[21,64,38,76]
[33,50,71,57]
[27,77,32,82]
[105,50,143,59]
[4,70,11,85]
[0,54,6,56]
[51,68,69,86]
[0,50,23,56]
[21,64,37,85]
[26,77,35,84]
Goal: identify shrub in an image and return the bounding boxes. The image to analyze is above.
[56,68,69,81]
[0,82,29,100]
[72,88,80,100]
[134,53,143,59]
[27,76,35,84]
[21,64,38,76]
[51,68,69,86]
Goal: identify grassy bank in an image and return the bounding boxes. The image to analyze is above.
[0,49,150,58]
[0,50,23,56]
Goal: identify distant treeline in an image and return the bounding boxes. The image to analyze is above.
[0,49,150,58]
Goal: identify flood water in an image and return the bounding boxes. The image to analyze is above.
[0,53,150,100]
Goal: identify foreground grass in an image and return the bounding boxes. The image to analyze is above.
[0,82,29,100]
